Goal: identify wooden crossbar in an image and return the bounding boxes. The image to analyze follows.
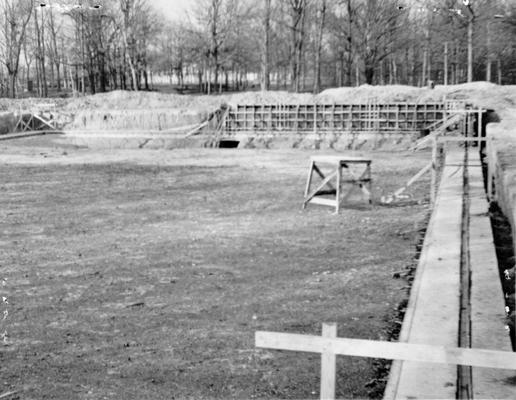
[393,161,433,198]
[32,113,55,130]
[256,324,516,400]
[413,112,465,150]
[313,164,335,191]
[437,137,489,143]
[304,170,338,204]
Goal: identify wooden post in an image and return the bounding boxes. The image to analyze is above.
[303,160,315,209]
[348,105,352,134]
[314,103,318,135]
[396,104,400,131]
[321,323,337,400]
[477,109,482,148]
[296,104,300,134]
[331,103,335,137]
[487,136,494,202]
[431,137,437,205]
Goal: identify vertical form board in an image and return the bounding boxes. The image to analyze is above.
[253,105,257,133]
[397,105,402,130]
[348,105,353,133]
[321,323,337,400]
[468,149,516,399]
[384,150,464,400]
[331,103,335,134]
[296,105,300,134]
[314,103,318,135]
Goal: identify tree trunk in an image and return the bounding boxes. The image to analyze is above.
[444,42,448,85]
[290,0,307,93]
[346,0,353,86]
[364,65,374,84]
[121,3,138,91]
[260,0,271,91]
[9,72,17,99]
[467,13,474,82]
[497,58,502,85]
[313,0,326,94]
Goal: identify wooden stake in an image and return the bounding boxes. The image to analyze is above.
[321,323,337,400]
[478,109,483,148]
[487,136,494,202]
[431,137,437,204]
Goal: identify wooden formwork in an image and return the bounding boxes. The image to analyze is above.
[223,102,449,134]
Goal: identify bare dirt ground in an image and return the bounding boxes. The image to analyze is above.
[0,135,431,399]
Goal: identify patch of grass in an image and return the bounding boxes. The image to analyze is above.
[0,148,430,399]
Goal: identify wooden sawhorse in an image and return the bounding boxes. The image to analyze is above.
[303,156,372,213]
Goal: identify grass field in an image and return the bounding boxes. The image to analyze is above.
[0,137,430,399]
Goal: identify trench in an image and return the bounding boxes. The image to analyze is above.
[458,144,472,399]
[479,111,515,351]
[488,202,516,350]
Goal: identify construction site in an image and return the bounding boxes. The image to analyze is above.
[1,82,516,399]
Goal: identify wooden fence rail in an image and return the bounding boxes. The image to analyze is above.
[256,323,516,400]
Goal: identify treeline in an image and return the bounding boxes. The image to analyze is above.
[1,0,516,99]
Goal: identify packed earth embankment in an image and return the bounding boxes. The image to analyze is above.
[4,82,516,150]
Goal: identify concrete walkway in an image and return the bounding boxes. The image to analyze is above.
[384,146,515,399]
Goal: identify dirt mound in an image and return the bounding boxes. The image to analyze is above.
[318,84,428,103]
[62,90,223,112]
[2,83,516,131]
[226,90,316,105]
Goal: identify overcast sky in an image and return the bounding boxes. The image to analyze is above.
[148,0,192,21]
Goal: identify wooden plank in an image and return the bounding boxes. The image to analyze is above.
[0,131,63,141]
[303,161,315,200]
[335,164,341,213]
[255,332,516,370]
[311,156,371,164]
[393,161,432,198]
[321,323,337,400]
[438,137,489,143]
[431,139,437,204]
[309,197,337,207]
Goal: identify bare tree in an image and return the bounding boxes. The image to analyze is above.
[119,0,139,90]
[313,0,326,93]
[260,0,272,91]
[46,5,62,91]
[288,0,307,92]
[353,0,404,84]
[33,5,48,97]
[0,0,33,98]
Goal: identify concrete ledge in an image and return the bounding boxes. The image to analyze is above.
[384,150,464,399]
[468,150,516,398]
